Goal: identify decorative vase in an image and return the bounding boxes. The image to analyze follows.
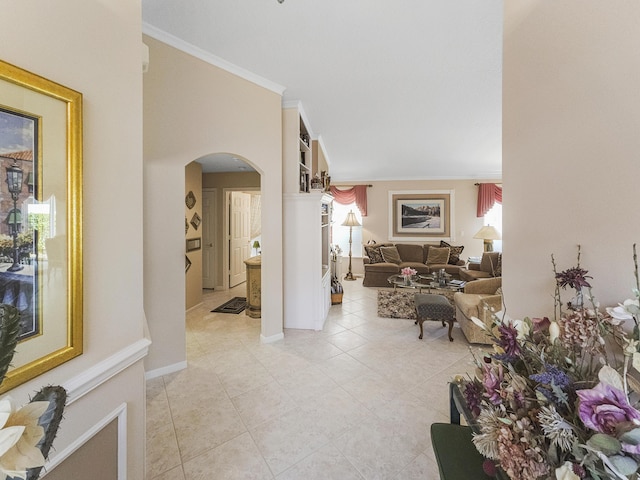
[403,275,411,286]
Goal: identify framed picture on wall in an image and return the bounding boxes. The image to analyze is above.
[388,190,454,241]
[186,237,201,252]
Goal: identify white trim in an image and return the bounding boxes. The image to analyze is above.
[185,301,203,314]
[63,338,151,405]
[317,135,331,168]
[261,332,284,343]
[42,403,128,479]
[144,360,188,381]
[142,22,286,96]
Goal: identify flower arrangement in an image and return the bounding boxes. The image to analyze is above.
[456,245,640,479]
[400,267,417,277]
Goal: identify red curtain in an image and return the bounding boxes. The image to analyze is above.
[329,185,368,216]
[477,183,502,217]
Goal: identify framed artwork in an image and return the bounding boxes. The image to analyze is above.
[185,191,196,209]
[185,256,192,273]
[388,190,454,241]
[190,212,201,230]
[0,59,83,393]
[186,237,201,252]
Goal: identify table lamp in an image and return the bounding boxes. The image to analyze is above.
[473,225,501,252]
[342,210,361,280]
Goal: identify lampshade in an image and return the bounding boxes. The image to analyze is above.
[473,225,501,240]
[342,210,361,227]
[252,240,260,248]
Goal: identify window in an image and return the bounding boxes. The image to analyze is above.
[484,202,502,252]
[332,202,363,258]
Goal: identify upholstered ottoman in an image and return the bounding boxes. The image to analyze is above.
[414,294,455,341]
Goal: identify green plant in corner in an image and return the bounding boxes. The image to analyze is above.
[0,304,66,480]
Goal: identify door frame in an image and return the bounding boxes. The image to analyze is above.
[222,187,260,290]
[202,187,217,289]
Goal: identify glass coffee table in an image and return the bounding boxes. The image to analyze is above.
[386,274,466,294]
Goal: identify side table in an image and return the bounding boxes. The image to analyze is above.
[244,255,261,318]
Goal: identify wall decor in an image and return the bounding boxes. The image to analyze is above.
[190,212,201,230]
[185,217,189,235]
[185,190,196,209]
[0,59,83,393]
[388,190,454,242]
[186,237,201,252]
[185,255,192,273]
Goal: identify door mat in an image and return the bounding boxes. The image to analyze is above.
[212,297,247,314]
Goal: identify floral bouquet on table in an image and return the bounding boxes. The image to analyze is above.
[456,245,640,480]
[400,267,417,278]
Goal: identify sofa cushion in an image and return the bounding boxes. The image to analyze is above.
[426,246,450,265]
[364,244,387,264]
[459,268,493,282]
[440,241,464,265]
[395,244,424,263]
[380,246,402,264]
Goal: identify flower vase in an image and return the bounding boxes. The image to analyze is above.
[403,275,411,286]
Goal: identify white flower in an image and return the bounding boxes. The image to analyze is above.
[606,299,640,323]
[555,462,579,480]
[0,396,48,479]
[511,318,530,339]
[549,321,560,343]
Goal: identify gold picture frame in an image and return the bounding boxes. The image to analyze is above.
[0,59,83,393]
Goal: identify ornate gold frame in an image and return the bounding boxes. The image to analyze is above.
[0,59,83,393]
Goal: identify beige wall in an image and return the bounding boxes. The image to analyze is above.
[334,178,500,275]
[185,161,203,309]
[143,34,284,374]
[0,1,146,477]
[202,171,261,290]
[503,1,640,318]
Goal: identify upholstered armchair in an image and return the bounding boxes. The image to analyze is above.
[453,277,502,344]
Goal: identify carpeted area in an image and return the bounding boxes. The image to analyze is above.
[377,289,455,319]
[211,296,247,314]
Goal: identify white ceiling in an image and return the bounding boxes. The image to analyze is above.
[142,0,503,181]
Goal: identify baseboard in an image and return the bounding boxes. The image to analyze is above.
[185,301,203,314]
[144,360,188,380]
[260,332,284,343]
[42,403,128,479]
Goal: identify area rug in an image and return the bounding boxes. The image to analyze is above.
[212,297,247,314]
[377,289,455,319]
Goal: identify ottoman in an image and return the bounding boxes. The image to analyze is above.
[414,293,455,341]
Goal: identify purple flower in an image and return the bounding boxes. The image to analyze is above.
[577,382,640,453]
[556,267,592,290]
[494,324,521,362]
[530,364,572,407]
[482,364,504,405]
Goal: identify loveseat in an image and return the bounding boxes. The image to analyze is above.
[453,277,502,344]
[362,241,465,287]
[459,252,501,282]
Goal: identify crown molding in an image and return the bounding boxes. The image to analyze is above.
[142,22,286,96]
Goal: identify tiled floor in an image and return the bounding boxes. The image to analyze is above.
[146,278,479,479]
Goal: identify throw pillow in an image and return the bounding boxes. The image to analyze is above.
[440,241,464,265]
[495,287,503,296]
[426,246,450,265]
[480,252,500,275]
[380,246,402,265]
[494,253,502,277]
[364,244,384,264]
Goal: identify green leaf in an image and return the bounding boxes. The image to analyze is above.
[0,304,21,386]
[620,427,640,446]
[587,433,622,456]
[608,455,639,476]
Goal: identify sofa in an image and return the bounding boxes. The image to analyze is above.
[453,277,502,344]
[459,252,501,282]
[362,241,465,287]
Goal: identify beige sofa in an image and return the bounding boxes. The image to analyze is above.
[453,277,502,344]
[362,242,465,287]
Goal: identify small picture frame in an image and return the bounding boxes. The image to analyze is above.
[186,237,201,252]
[185,191,196,209]
[190,212,201,230]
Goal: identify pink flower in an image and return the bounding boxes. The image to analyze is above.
[400,267,417,277]
[577,382,640,453]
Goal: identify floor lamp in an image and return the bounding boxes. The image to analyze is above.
[342,210,361,281]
